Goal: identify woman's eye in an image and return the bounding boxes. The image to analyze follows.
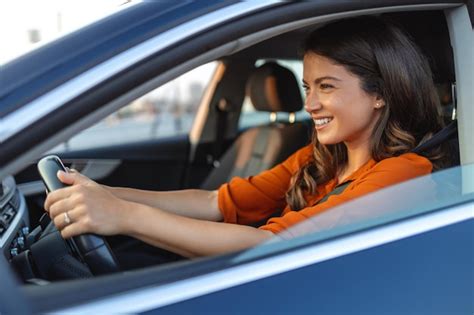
[302,85,310,94]
[319,83,334,90]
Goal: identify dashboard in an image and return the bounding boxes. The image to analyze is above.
[0,176,30,261]
[1,175,116,282]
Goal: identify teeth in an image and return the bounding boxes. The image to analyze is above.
[314,118,332,126]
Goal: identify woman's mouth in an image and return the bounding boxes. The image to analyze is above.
[313,117,333,129]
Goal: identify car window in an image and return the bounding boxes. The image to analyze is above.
[52,62,218,152]
[234,163,474,262]
[238,59,308,130]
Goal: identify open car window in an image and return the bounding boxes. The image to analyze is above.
[52,62,218,152]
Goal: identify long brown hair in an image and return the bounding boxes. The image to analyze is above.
[286,16,445,210]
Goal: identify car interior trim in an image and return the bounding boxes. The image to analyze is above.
[56,202,473,314]
[0,189,28,249]
[228,3,461,56]
[445,5,474,166]
[0,1,281,144]
[189,62,227,161]
[17,181,45,197]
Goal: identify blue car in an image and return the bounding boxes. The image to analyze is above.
[0,1,472,314]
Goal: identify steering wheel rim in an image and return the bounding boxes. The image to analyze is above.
[67,233,120,275]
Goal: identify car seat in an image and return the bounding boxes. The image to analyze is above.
[200,62,311,190]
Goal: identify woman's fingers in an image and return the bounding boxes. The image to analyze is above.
[57,170,89,185]
[60,220,90,239]
[48,196,74,218]
[44,173,128,238]
[52,207,83,231]
[44,186,74,211]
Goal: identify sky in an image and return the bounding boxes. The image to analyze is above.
[0,0,131,64]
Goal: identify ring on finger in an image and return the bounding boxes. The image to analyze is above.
[64,212,72,225]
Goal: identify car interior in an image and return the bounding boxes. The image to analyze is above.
[1,8,462,287]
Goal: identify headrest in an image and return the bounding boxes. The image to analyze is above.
[246,62,303,113]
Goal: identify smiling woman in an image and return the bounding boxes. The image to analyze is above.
[288,16,448,211]
[41,16,445,263]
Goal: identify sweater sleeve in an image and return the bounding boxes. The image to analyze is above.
[259,153,433,234]
[217,145,313,225]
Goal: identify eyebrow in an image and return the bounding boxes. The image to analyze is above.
[302,76,342,85]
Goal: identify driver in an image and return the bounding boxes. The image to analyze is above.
[44,16,447,261]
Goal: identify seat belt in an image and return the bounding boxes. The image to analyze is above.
[411,120,457,154]
[314,180,353,206]
[209,98,232,168]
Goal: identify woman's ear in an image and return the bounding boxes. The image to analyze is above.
[374,96,385,109]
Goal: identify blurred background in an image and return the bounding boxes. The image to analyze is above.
[1,1,220,151]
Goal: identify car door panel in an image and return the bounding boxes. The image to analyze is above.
[153,219,473,314]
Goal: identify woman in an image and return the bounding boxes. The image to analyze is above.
[44,16,445,260]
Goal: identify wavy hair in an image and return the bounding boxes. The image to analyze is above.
[286,16,446,210]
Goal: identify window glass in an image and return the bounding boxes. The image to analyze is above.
[234,163,474,262]
[54,62,217,152]
[238,59,308,130]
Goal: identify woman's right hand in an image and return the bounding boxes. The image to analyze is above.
[44,170,131,238]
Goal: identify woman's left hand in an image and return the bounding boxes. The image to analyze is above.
[44,170,129,238]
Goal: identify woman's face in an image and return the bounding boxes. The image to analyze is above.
[303,53,383,148]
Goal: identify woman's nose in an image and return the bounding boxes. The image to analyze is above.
[304,93,322,113]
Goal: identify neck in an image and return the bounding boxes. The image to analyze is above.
[339,140,372,182]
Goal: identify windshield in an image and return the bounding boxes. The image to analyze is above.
[234,163,474,262]
[1,0,135,65]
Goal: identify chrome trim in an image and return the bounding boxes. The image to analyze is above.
[57,202,473,314]
[0,1,281,143]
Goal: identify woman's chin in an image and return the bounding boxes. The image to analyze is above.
[316,136,337,145]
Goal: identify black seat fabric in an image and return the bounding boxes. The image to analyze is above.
[201,62,311,190]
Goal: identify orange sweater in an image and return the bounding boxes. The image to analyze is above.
[218,144,432,234]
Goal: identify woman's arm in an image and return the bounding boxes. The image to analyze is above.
[45,171,273,257]
[122,202,274,257]
[104,186,222,222]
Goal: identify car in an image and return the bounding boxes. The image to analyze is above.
[0,1,473,314]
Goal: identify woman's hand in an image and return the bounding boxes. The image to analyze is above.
[44,170,130,239]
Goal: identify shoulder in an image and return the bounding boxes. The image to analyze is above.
[374,153,432,174]
[360,153,433,185]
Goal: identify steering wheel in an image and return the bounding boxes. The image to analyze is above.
[34,156,120,278]
[28,215,120,279]
[70,231,120,275]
